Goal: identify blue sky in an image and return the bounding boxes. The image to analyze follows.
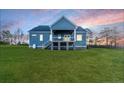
[0,9,124,34]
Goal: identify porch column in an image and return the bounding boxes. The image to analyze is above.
[66,42,69,50]
[58,42,60,50]
[73,42,76,50]
[74,28,76,41]
[51,42,53,50]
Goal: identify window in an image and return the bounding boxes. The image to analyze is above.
[76,34,82,41]
[32,34,36,36]
[64,35,71,41]
[40,34,43,41]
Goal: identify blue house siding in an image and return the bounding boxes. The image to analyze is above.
[75,27,87,48]
[42,33,50,46]
[29,31,50,48]
[51,16,76,30]
[75,33,87,48]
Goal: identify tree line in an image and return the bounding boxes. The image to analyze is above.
[0,28,27,45]
[94,27,119,48]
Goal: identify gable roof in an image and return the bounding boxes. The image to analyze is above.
[76,26,86,31]
[51,16,76,27]
[29,25,50,31]
[85,28,92,34]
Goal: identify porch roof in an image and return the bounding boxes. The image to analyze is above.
[29,25,50,31]
[76,26,86,31]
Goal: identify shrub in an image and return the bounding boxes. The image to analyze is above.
[0,41,9,45]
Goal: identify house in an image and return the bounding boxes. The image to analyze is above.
[29,16,87,50]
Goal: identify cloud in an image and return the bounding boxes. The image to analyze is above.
[0,20,24,31]
[1,9,124,33]
[70,9,124,26]
[25,9,124,29]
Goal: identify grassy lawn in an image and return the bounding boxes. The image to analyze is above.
[0,45,124,83]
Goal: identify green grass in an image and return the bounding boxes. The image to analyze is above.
[0,45,124,83]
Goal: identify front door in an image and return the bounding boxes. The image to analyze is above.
[64,35,71,41]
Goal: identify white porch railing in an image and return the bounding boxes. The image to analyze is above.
[52,36,74,41]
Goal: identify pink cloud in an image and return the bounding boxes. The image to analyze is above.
[71,10,124,26]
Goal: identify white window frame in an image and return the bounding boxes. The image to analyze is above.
[32,34,36,36]
[76,34,82,41]
[40,34,43,41]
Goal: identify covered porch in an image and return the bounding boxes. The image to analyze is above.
[52,30,74,42]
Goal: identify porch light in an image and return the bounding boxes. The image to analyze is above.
[58,34,61,39]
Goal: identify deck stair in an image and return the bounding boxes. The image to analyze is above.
[43,41,51,49]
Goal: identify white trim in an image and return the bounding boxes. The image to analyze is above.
[74,27,77,41]
[29,45,87,48]
[74,29,76,41]
[50,34,52,41]
[37,46,44,47]
[30,31,50,33]
[75,46,87,48]
[29,45,44,48]
[32,34,37,36]
[76,32,85,34]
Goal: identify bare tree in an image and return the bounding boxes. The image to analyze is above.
[95,36,98,45]
[13,28,23,44]
[20,30,24,44]
[98,26,119,48]
[17,28,21,44]
[99,27,110,46]
[111,27,118,47]
[85,28,93,45]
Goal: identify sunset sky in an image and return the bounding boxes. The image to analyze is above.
[0,9,124,34]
